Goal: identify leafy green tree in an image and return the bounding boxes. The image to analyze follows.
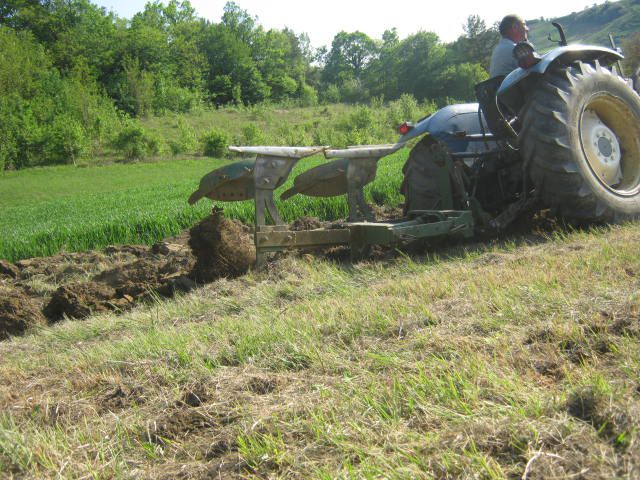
[221,1,256,45]
[323,31,377,85]
[437,62,488,101]
[366,28,401,99]
[199,23,268,104]
[449,15,498,71]
[395,31,447,101]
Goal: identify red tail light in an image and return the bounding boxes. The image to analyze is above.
[398,122,414,135]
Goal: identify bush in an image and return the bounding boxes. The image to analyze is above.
[298,84,318,107]
[201,129,229,157]
[112,123,161,160]
[321,84,341,104]
[242,123,266,145]
[169,117,198,155]
[154,78,202,114]
[44,115,89,165]
[340,78,369,104]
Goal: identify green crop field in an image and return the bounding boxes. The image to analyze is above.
[0,151,407,262]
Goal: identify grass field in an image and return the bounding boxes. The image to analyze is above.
[0,100,429,261]
[3,103,638,479]
[0,150,407,262]
[1,222,638,478]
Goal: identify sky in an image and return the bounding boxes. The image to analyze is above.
[92,0,609,47]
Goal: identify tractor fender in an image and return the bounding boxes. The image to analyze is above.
[398,104,480,143]
[398,104,501,155]
[497,45,623,109]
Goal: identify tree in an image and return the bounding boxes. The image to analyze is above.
[449,14,498,71]
[323,31,377,85]
[395,31,447,101]
[221,1,256,45]
[437,62,488,101]
[199,22,267,104]
[367,28,401,99]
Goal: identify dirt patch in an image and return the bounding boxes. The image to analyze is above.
[371,204,403,221]
[244,375,279,395]
[290,216,323,231]
[144,408,238,445]
[0,288,47,340]
[100,384,146,412]
[567,386,637,450]
[0,209,261,339]
[188,208,255,283]
[96,254,195,299]
[43,282,132,322]
[0,260,19,279]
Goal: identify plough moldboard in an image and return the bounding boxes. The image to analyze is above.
[189,144,475,266]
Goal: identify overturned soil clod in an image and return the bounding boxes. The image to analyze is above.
[0,209,259,339]
[0,260,19,279]
[0,288,47,340]
[188,209,255,283]
[43,282,131,322]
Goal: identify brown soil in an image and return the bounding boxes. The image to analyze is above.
[100,384,147,412]
[0,288,47,340]
[0,260,19,279]
[290,216,323,231]
[2,203,525,339]
[188,208,255,283]
[0,209,256,339]
[43,282,131,322]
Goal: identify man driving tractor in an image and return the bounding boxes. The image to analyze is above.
[489,14,529,77]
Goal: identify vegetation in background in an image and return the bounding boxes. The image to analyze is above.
[1,0,638,169]
[0,95,437,262]
[200,129,230,158]
[0,147,407,262]
[528,0,640,57]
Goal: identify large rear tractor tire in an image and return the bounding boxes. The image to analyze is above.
[400,136,453,214]
[521,62,640,222]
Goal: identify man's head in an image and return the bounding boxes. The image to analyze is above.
[499,15,528,42]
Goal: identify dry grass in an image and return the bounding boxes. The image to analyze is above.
[1,222,639,479]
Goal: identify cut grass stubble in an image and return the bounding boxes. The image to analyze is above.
[1,224,639,478]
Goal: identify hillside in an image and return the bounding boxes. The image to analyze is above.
[528,0,640,51]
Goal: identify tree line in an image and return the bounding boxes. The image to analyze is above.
[1,0,638,170]
[1,1,497,110]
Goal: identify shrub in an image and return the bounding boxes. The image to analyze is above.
[201,129,229,157]
[242,123,266,145]
[112,123,160,160]
[322,84,341,104]
[298,84,318,107]
[44,115,89,165]
[169,118,198,155]
[154,78,202,114]
[340,78,369,104]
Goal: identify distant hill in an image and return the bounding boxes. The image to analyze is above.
[528,0,640,51]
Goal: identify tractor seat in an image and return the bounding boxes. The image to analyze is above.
[474,76,512,140]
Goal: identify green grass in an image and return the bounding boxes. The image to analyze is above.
[0,150,408,262]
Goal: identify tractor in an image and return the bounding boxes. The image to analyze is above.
[190,23,640,267]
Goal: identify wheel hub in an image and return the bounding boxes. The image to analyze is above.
[582,109,623,186]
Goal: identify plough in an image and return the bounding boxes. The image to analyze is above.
[189,22,640,268]
[189,144,474,267]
